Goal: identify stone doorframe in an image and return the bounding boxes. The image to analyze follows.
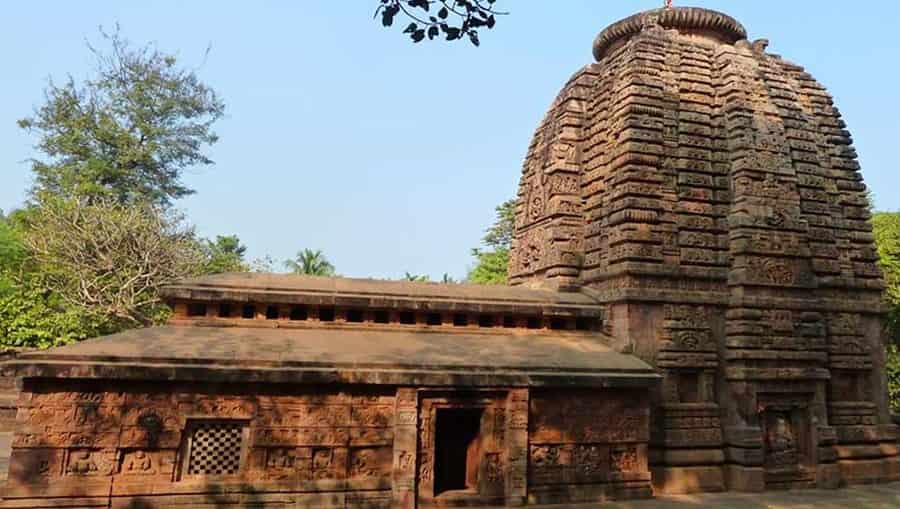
[391,388,528,509]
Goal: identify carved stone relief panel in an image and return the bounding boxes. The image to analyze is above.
[10,381,398,499]
[529,389,650,488]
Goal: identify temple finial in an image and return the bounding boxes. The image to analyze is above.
[665,0,673,8]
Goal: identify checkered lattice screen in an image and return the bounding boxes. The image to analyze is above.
[186,421,244,476]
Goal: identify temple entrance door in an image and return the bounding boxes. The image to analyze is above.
[418,392,506,507]
[434,407,483,495]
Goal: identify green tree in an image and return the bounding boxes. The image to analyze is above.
[22,196,204,327]
[0,213,25,280]
[873,212,900,412]
[873,212,900,342]
[0,214,24,296]
[0,282,109,349]
[17,27,225,207]
[403,272,429,282]
[0,210,108,348]
[482,198,515,249]
[201,235,249,274]
[468,249,509,285]
[285,249,336,276]
[467,198,514,284]
[888,344,900,413]
[3,28,224,348]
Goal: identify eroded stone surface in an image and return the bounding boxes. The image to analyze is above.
[2,5,896,507]
[509,4,897,497]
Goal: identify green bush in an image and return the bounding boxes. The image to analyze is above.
[0,211,119,349]
[888,344,900,413]
[0,278,110,349]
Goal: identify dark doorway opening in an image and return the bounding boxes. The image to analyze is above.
[434,407,483,496]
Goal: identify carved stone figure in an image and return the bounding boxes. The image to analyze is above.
[765,412,799,468]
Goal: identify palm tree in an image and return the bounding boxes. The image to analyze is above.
[284,249,335,276]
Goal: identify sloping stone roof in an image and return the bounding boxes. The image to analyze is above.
[8,325,657,387]
[162,273,604,316]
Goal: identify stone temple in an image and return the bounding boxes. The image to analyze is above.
[2,6,897,508]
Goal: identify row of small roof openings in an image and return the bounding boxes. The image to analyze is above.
[182,301,598,331]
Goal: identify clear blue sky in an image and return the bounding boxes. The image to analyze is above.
[2,1,898,280]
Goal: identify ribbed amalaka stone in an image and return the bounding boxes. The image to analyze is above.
[510,6,896,495]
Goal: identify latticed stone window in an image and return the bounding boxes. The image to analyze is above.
[184,420,247,476]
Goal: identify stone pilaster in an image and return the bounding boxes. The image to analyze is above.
[392,388,418,509]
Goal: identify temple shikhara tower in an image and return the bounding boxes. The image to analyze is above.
[2,6,897,508]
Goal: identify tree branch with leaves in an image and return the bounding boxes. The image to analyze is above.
[22,197,204,327]
[375,0,506,45]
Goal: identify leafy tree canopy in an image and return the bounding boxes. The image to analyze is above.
[0,280,109,349]
[201,235,249,275]
[0,207,112,348]
[18,27,225,207]
[482,198,514,250]
[376,0,505,45]
[285,249,336,276]
[468,248,508,285]
[873,212,900,342]
[0,213,25,277]
[467,198,514,284]
[873,212,900,412]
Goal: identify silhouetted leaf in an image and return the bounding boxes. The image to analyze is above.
[375,0,504,46]
[381,4,399,26]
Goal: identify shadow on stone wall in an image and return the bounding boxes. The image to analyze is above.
[119,484,264,509]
